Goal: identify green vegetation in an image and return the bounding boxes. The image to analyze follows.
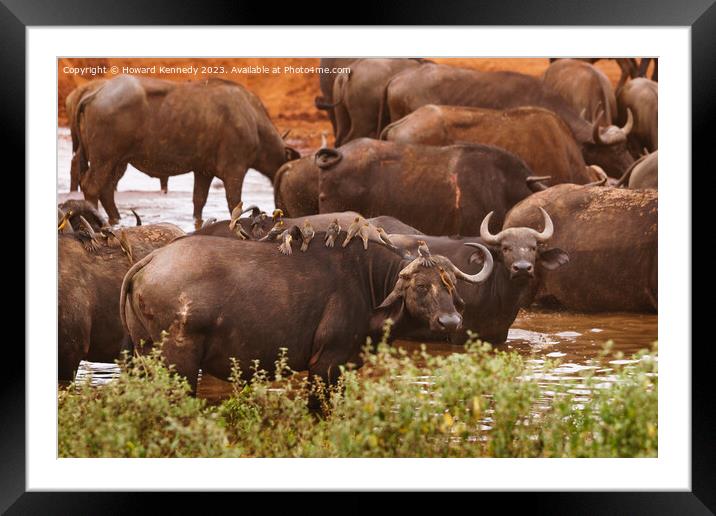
[58,330,657,458]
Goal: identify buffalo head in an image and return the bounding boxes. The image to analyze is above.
[480,208,569,281]
[582,108,635,177]
[372,244,493,333]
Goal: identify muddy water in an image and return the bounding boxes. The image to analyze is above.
[59,128,658,401]
[75,311,657,402]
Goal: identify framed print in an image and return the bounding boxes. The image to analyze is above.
[6,0,710,512]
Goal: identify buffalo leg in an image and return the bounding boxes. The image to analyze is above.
[59,318,90,383]
[218,168,247,218]
[58,350,84,383]
[307,298,364,413]
[69,154,81,191]
[192,172,213,230]
[638,58,651,78]
[99,185,121,225]
[160,176,168,194]
[153,328,204,394]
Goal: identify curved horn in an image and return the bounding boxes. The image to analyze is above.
[130,208,141,226]
[320,131,328,149]
[240,204,260,216]
[527,208,554,242]
[479,211,503,245]
[621,107,634,135]
[592,112,607,145]
[281,129,291,140]
[452,243,494,284]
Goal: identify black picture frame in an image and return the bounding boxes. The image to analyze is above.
[6,0,708,512]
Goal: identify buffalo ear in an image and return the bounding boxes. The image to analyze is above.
[285,147,301,161]
[369,290,405,335]
[469,244,501,265]
[539,248,569,270]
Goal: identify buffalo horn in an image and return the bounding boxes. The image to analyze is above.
[621,108,634,135]
[452,243,494,284]
[479,211,503,245]
[592,110,608,145]
[527,208,554,242]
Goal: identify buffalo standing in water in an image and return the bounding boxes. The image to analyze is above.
[380,63,634,177]
[314,58,360,134]
[330,58,424,145]
[273,154,321,217]
[380,105,603,186]
[504,185,657,312]
[315,139,539,235]
[65,78,107,192]
[72,75,299,227]
[617,150,658,190]
[542,59,619,126]
[387,209,568,345]
[120,235,493,406]
[617,78,658,157]
[59,222,184,381]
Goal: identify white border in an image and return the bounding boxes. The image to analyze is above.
[28,27,690,490]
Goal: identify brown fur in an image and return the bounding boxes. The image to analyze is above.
[504,185,657,312]
[382,105,600,185]
[74,75,298,225]
[331,58,423,145]
[316,139,535,235]
[120,236,472,398]
[380,63,634,177]
[58,223,185,381]
[543,59,617,125]
[617,78,658,156]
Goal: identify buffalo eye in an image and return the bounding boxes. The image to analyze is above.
[416,284,429,295]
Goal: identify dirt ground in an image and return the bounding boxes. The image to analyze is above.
[57,57,643,153]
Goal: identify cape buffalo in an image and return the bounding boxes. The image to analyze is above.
[381,63,634,177]
[120,235,493,404]
[617,78,658,156]
[617,150,658,190]
[316,139,538,235]
[73,75,299,227]
[65,79,107,192]
[57,199,108,231]
[504,185,657,312]
[315,58,360,134]
[331,58,424,145]
[386,209,569,345]
[273,155,320,217]
[548,58,640,90]
[542,59,618,125]
[637,58,658,82]
[380,105,602,185]
[59,222,185,381]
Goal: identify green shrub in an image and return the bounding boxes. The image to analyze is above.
[58,334,658,458]
[58,347,233,458]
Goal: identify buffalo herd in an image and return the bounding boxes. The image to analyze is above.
[59,58,658,403]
